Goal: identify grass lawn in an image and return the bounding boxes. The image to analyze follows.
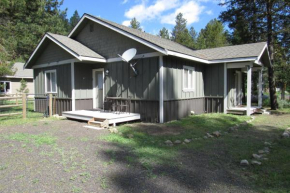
[0,112,289,192]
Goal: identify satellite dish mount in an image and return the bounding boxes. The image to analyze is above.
[118,48,143,77]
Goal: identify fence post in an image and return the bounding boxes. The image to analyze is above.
[16,93,18,105]
[49,93,53,117]
[22,94,26,119]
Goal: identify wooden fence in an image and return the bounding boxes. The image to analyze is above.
[0,93,53,119]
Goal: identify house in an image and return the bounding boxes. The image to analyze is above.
[0,62,34,95]
[24,13,271,123]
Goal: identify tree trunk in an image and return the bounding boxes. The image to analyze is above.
[281,83,286,100]
[266,0,278,110]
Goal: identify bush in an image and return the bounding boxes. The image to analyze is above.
[278,98,290,109]
[263,98,270,107]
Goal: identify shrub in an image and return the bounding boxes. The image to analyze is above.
[278,98,290,109]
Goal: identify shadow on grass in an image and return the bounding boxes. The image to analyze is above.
[96,114,261,192]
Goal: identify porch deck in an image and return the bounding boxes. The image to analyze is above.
[227,106,263,115]
[62,110,141,126]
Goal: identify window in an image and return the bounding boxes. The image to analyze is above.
[0,81,11,93]
[183,66,195,91]
[45,70,57,93]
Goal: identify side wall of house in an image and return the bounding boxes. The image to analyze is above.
[163,56,205,122]
[33,64,72,115]
[0,78,34,95]
[73,20,155,58]
[104,57,159,122]
[74,63,105,110]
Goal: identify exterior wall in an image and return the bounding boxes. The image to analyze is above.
[105,57,159,100]
[34,64,71,98]
[75,99,93,110]
[35,97,72,116]
[74,20,154,58]
[74,63,104,100]
[0,77,34,94]
[35,41,73,66]
[204,63,224,96]
[163,56,205,100]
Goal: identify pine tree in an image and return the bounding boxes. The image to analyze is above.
[196,19,228,49]
[159,27,170,39]
[17,79,29,94]
[171,13,194,48]
[130,18,142,31]
[189,27,197,49]
[70,10,80,30]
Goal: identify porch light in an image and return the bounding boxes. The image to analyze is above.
[105,69,109,76]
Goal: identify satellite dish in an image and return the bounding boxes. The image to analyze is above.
[118,48,137,63]
[118,48,143,77]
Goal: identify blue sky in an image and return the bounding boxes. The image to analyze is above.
[61,0,226,35]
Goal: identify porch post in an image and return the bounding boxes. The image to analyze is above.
[159,56,164,123]
[223,63,227,114]
[247,65,252,116]
[258,69,263,107]
[71,61,75,111]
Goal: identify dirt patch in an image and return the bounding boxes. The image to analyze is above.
[127,123,184,136]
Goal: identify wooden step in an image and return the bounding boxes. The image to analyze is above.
[87,118,109,128]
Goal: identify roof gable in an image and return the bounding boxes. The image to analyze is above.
[72,20,155,58]
[25,33,105,68]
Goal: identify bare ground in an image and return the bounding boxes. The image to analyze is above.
[0,114,289,193]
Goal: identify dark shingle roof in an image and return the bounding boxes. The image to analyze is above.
[86,14,267,61]
[192,42,267,60]
[47,33,105,59]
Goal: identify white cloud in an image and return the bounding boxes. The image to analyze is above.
[161,1,204,25]
[122,0,129,4]
[122,20,131,26]
[123,0,179,22]
[122,0,206,26]
[206,10,213,15]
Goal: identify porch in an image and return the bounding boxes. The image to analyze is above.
[225,61,264,116]
[62,109,141,127]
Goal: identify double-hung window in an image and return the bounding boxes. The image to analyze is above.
[183,65,195,92]
[0,81,11,94]
[45,70,57,93]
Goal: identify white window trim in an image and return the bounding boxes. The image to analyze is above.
[0,81,12,94]
[44,69,57,94]
[183,65,195,92]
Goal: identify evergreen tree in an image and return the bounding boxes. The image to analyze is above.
[159,27,170,39]
[196,19,228,49]
[17,79,29,94]
[130,18,142,31]
[70,10,80,30]
[171,13,194,48]
[219,0,290,110]
[0,0,69,62]
[189,27,197,49]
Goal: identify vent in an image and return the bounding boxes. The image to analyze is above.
[90,24,94,32]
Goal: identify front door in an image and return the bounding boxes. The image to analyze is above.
[235,71,242,106]
[94,70,104,109]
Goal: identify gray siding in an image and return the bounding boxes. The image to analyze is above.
[35,41,73,65]
[74,63,104,100]
[163,56,205,100]
[204,63,224,96]
[75,99,93,110]
[74,21,154,58]
[105,57,159,100]
[34,64,71,98]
